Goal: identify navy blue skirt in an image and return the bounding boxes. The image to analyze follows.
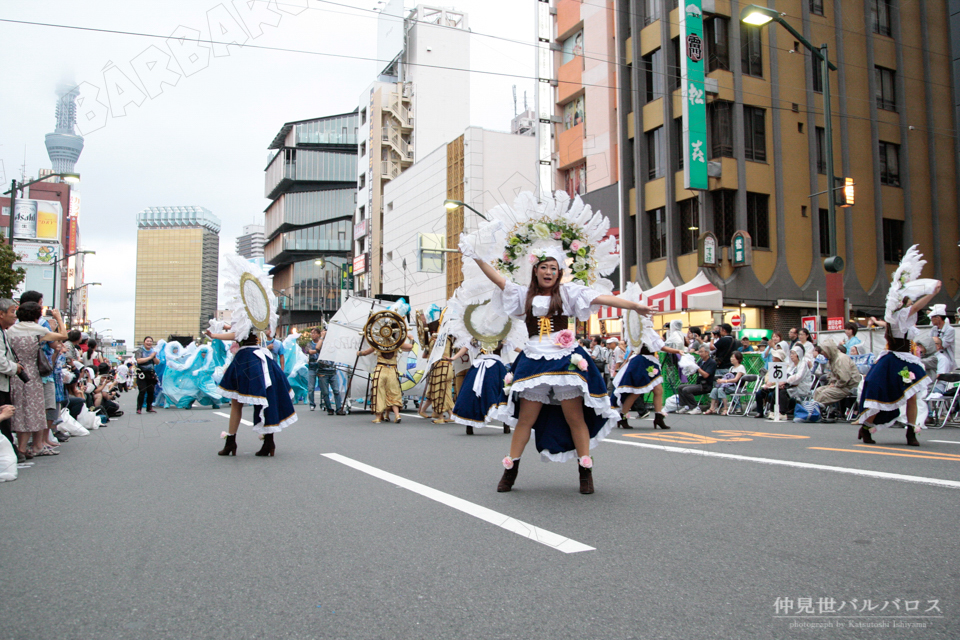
[218,346,298,433]
[451,359,509,428]
[612,354,662,405]
[507,345,618,462]
[857,351,929,428]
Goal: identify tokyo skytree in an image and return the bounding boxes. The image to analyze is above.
[44,87,84,174]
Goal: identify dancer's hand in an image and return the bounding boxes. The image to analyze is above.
[632,302,653,317]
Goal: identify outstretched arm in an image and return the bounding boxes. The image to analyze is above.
[473,258,507,291]
[592,295,653,316]
[910,281,941,316]
[358,346,376,357]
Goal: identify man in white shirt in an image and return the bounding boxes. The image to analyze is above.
[929,304,956,372]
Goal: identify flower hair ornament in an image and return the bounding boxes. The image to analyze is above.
[221,254,279,342]
[458,191,619,292]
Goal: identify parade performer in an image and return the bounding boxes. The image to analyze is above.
[856,245,939,446]
[459,191,651,494]
[358,338,413,423]
[612,284,679,430]
[206,255,297,457]
[422,310,459,424]
[448,295,525,436]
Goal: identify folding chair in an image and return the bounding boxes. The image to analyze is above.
[726,374,759,416]
[926,373,960,429]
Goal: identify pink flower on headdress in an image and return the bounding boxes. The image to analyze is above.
[554,329,575,349]
[502,252,512,263]
[552,231,562,239]
[529,254,539,264]
[570,240,582,251]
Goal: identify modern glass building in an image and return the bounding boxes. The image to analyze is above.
[264,111,359,330]
[134,206,220,343]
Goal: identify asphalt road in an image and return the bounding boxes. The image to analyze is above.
[2,392,958,640]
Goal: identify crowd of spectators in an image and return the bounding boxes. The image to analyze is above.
[1,291,131,471]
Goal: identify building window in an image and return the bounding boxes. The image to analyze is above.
[360,142,366,157]
[565,163,586,197]
[810,0,824,16]
[644,0,660,26]
[882,218,904,263]
[819,208,830,256]
[746,192,770,249]
[812,55,823,93]
[642,49,664,104]
[879,141,900,186]
[563,95,585,130]
[649,208,667,259]
[647,126,664,180]
[713,189,736,247]
[743,106,766,162]
[705,17,730,72]
[358,173,366,189]
[708,101,734,158]
[815,127,827,175]
[561,30,584,65]
[871,0,892,37]
[671,37,682,91]
[360,108,366,125]
[675,118,684,170]
[679,198,698,254]
[741,24,763,77]
[875,66,897,111]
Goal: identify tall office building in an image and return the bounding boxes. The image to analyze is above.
[134,206,220,343]
[236,224,265,260]
[265,112,358,330]
[354,3,471,297]
[615,0,959,332]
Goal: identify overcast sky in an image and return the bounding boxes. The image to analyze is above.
[0,0,536,346]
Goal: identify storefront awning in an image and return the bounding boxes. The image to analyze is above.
[674,271,723,311]
[642,276,679,312]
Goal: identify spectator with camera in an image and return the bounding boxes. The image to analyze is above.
[0,299,23,458]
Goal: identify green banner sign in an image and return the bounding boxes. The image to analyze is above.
[680,0,708,190]
[341,263,354,290]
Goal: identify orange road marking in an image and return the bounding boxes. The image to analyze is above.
[712,430,810,440]
[855,444,960,459]
[809,447,960,462]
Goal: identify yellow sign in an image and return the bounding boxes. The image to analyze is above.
[36,203,60,239]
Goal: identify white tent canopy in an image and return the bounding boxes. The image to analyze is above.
[674,271,723,311]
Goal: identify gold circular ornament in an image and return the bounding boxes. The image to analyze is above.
[623,309,644,349]
[363,310,408,353]
[416,310,429,347]
[239,272,271,331]
[464,302,511,352]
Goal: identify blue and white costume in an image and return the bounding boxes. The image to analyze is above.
[451,352,510,429]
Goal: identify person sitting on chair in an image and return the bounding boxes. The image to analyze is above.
[812,340,861,419]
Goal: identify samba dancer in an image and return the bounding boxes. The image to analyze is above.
[856,245,939,447]
[459,192,651,494]
[207,255,297,457]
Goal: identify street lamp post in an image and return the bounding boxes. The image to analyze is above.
[51,249,95,316]
[3,172,80,245]
[444,199,488,221]
[66,282,101,327]
[740,6,843,273]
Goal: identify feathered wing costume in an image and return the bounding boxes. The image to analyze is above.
[216,255,297,433]
[458,191,620,463]
[856,244,935,431]
[611,283,665,404]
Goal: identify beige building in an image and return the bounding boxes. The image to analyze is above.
[134,206,220,344]
[617,0,960,332]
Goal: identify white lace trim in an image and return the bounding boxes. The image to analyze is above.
[452,402,508,428]
[520,339,578,360]
[877,350,922,366]
[613,376,663,403]
[856,375,931,429]
[253,411,298,434]
[217,388,269,406]
[505,374,619,463]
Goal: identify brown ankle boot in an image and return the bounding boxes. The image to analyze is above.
[218,434,237,456]
[465,425,474,435]
[653,413,669,429]
[906,425,919,447]
[255,433,275,457]
[858,426,876,444]
[497,459,519,492]
[578,463,594,494]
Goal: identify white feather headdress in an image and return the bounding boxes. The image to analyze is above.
[885,245,937,322]
[221,254,278,342]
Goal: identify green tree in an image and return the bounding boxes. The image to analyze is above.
[0,233,25,299]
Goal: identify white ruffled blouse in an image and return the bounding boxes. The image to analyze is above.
[502,281,602,359]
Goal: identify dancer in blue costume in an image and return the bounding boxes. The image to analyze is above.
[207,255,297,457]
[856,245,940,447]
[451,340,511,435]
[459,192,652,494]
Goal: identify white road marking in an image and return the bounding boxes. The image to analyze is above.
[606,438,960,489]
[928,440,960,445]
[322,453,594,553]
[213,412,253,426]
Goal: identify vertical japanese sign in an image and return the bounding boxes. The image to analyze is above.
[680,1,708,190]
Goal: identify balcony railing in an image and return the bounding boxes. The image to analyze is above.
[381,124,413,164]
[380,159,401,181]
[383,93,412,130]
